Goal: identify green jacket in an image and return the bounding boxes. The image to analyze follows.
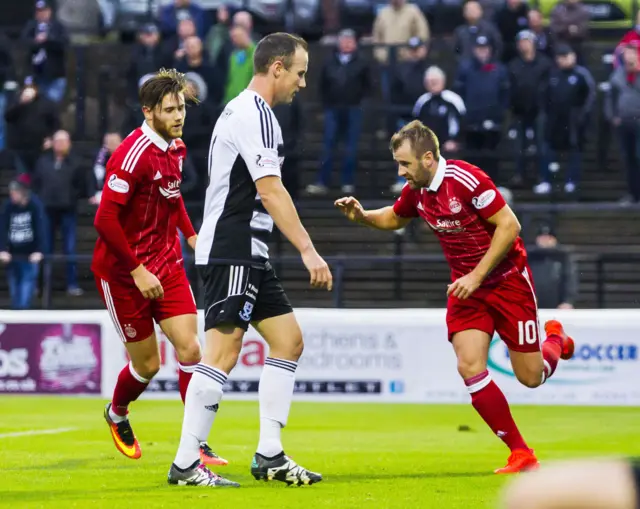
[223,44,256,104]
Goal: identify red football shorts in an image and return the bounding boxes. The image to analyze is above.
[95,270,197,343]
[446,266,541,353]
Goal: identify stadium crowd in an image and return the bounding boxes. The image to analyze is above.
[0,0,637,309]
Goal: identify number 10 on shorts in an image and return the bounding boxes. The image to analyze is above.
[518,320,538,345]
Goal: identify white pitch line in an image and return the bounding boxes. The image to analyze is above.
[0,427,78,439]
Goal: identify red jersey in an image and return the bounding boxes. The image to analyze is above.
[393,158,527,286]
[92,122,194,285]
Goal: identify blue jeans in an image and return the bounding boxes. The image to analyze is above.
[540,143,581,184]
[45,209,78,289]
[319,107,362,187]
[0,92,6,151]
[37,77,67,103]
[7,260,39,309]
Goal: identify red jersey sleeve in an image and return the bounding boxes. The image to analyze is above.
[392,184,419,218]
[457,165,506,220]
[100,144,147,206]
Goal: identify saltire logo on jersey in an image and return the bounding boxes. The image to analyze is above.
[158,180,182,199]
[425,218,465,233]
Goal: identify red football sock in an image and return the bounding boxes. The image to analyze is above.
[541,334,563,383]
[178,362,198,404]
[465,370,529,452]
[111,362,149,416]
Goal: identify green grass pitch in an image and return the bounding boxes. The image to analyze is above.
[1,397,639,509]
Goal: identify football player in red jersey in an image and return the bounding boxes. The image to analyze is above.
[92,69,226,468]
[336,120,575,474]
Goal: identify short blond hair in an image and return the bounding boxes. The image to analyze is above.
[389,120,440,159]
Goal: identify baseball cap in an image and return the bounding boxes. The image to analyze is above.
[23,76,35,87]
[537,222,555,237]
[9,173,31,191]
[516,29,537,42]
[338,28,356,39]
[555,43,573,57]
[408,36,423,49]
[139,22,159,34]
[474,35,490,47]
[35,0,50,9]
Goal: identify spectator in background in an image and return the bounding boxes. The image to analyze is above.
[89,132,121,205]
[528,222,577,309]
[536,44,594,195]
[454,35,509,178]
[393,66,465,193]
[126,23,164,105]
[273,95,303,201]
[175,36,223,105]
[5,77,59,175]
[0,32,13,152]
[307,29,371,195]
[223,24,256,105]
[613,11,640,68]
[605,45,640,204]
[390,37,431,129]
[0,174,45,309]
[549,0,589,64]
[494,0,530,63]
[20,0,69,103]
[162,18,197,68]
[528,9,554,57]
[32,130,89,296]
[453,1,503,60]
[205,5,232,68]
[158,0,209,39]
[372,0,430,104]
[508,30,551,185]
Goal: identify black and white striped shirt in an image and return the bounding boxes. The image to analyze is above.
[195,90,284,267]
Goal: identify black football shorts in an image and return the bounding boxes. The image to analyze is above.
[199,261,293,332]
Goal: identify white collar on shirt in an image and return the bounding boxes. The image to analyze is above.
[427,156,447,192]
[141,121,174,152]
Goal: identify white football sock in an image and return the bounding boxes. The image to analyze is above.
[174,364,227,469]
[257,357,297,457]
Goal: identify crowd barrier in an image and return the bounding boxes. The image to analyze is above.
[1,309,639,406]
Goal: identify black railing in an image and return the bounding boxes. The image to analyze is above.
[4,249,640,309]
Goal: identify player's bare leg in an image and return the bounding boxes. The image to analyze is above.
[168,324,242,487]
[509,321,575,390]
[452,329,537,474]
[160,314,228,467]
[500,458,638,509]
[104,333,160,460]
[249,312,322,486]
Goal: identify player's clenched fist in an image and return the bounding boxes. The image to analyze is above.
[131,265,164,299]
[334,196,365,223]
[301,247,333,291]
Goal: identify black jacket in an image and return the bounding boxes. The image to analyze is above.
[454,58,510,127]
[391,58,430,110]
[126,43,165,102]
[0,33,13,87]
[413,90,466,142]
[20,19,68,80]
[320,51,371,107]
[528,247,577,308]
[541,65,595,148]
[508,53,551,118]
[494,3,530,62]
[0,195,46,255]
[4,95,59,152]
[32,153,90,210]
[273,97,303,159]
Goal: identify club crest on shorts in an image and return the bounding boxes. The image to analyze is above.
[124,324,137,339]
[449,197,462,214]
[239,302,254,322]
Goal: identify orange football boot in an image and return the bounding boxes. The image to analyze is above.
[495,449,540,474]
[199,442,229,466]
[544,320,575,360]
[104,403,142,460]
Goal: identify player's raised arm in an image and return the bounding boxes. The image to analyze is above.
[334,196,412,230]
